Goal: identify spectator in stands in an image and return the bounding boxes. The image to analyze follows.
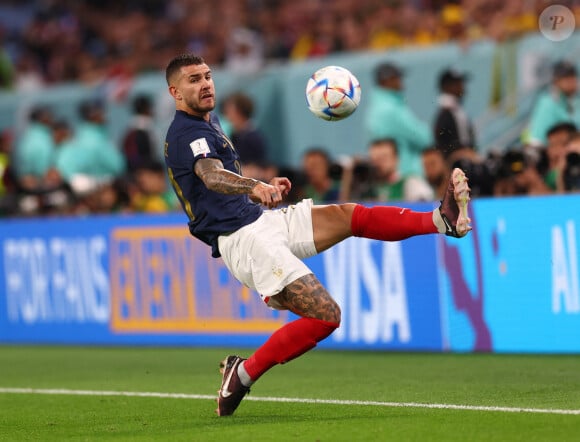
[421,147,450,201]
[41,119,76,214]
[11,112,74,216]
[56,99,125,195]
[448,150,496,198]
[358,138,434,202]
[368,4,404,50]
[336,15,367,53]
[433,68,476,158]
[131,160,178,213]
[398,5,443,47]
[544,122,577,191]
[224,27,265,74]
[122,94,159,174]
[494,149,551,196]
[563,152,580,192]
[0,0,548,87]
[365,62,433,177]
[14,52,44,93]
[14,106,56,191]
[563,131,580,192]
[221,92,269,166]
[566,131,580,154]
[528,60,579,146]
[0,30,14,90]
[0,131,12,194]
[75,179,131,215]
[52,118,75,150]
[0,130,18,215]
[439,3,468,43]
[290,13,339,60]
[300,148,342,203]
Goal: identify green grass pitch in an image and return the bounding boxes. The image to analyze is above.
[1,346,579,441]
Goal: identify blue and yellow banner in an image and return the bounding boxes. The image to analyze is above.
[2,196,580,353]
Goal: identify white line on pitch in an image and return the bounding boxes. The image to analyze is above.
[1,387,579,416]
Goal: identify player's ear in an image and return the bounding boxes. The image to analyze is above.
[169,85,182,101]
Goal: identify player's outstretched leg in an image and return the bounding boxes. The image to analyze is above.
[348,167,471,243]
[434,167,471,237]
[216,355,250,416]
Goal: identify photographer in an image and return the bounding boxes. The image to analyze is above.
[563,132,580,192]
[494,149,551,197]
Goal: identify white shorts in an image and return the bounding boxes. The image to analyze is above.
[217,199,317,309]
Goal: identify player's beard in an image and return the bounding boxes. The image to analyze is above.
[185,97,215,114]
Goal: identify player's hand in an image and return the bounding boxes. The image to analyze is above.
[269,177,291,196]
[250,181,283,209]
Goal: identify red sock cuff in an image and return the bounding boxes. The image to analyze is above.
[351,203,366,237]
[306,317,340,338]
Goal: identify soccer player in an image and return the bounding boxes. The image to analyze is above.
[164,54,471,417]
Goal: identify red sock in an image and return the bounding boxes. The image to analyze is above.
[351,204,438,241]
[244,317,339,381]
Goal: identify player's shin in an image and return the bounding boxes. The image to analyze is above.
[241,317,339,383]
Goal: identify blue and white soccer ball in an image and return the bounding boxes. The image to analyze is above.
[306,65,361,121]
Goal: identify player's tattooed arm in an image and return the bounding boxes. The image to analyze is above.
[194,158,283,208]
[194,158,259,194]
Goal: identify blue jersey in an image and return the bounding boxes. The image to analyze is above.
[164,110,263,257]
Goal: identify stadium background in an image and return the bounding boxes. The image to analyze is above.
[1,3,580,352]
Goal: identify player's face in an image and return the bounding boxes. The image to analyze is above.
[171,63,215,116]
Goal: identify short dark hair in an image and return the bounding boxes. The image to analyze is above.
[369,138,399,156]
[553,60,577,79]
[135,160,165,173]
[224,92,255,119]
[547,122,577,138]
[304,147,332,164]
[422,146,443,156]
[78,98,104,121]
[375,62,403,84]
[29,106,51,123]
[438,68,469,91]
[165,54,206,85]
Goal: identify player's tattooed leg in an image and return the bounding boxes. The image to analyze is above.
[276,274,341,323]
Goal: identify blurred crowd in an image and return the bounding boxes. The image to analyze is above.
[242,57,580,205]
[2,54,580,218]
[1,0,580,218]
[0,0,572,90]
[0,95,180,217]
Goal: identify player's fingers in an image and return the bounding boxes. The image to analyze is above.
[269,191,281,208]
[258,189,273,208]
[275,183,289,196]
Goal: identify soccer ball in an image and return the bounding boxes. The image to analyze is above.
[306,65,361,121]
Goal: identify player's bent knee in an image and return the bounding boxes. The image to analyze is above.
[325,300,341,325]
[277,274,342,324]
